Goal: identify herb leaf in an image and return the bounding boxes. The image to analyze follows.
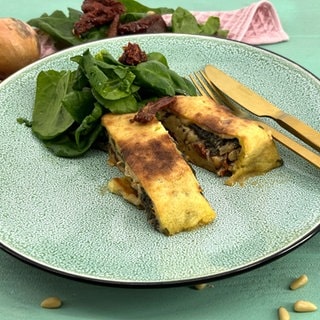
[62,88,95,123]
[32,70,75,140]
[171,7,227,37]
[28,9,84,48]
[171,7,201,34]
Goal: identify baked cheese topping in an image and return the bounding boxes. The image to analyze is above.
[102,113,216,236]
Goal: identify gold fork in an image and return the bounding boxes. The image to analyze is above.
[189,71,320,169]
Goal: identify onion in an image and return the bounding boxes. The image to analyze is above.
[0,18,40,80]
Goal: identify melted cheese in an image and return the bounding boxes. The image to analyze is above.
[108,177,141,207]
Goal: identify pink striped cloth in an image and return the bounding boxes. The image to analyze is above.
[162,1,289,45]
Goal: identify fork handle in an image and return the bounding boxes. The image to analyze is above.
[265,124,320,169]
[275,112,320,153]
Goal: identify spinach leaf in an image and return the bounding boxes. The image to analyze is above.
[215,29,229,38]
[171,7,201,34]
[41,125,103,158]
[119,0,173,14]
[95,50,123,66]
[32,70,75,140]
[171,7,227,37]
[120,12,147,24]
[74,103,104,147]
[28,9,84,48]
[62,88,95,123]
[132,60,176,96]
[132,60,196,97]
[71,67,90,90]
[146,52,169,67]
[73,50,138,101]
[92,90,139,114]
[17,118,32,127]
[39,103,104,158]
[167,69,197,96]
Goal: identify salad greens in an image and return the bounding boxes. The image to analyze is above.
[28,47,196,158]
[23,0,228,157]
[28,1,228,49]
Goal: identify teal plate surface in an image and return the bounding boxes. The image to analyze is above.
[0,34,319,287]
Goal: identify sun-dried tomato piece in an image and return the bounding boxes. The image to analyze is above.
[118,42,148,66]
[118,14,167,35]
[133,96,176,123]
[73,0,125,37]
[106,14,120,37]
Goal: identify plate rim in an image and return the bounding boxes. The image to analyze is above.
[1,226,319,288]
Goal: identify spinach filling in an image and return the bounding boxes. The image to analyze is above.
[190,124,240,158]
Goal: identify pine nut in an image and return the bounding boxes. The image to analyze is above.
[278,307,290,320]
[40,296,62,309]
[289,274,308,290]
[193,283,208,290]
[293,300,317,312]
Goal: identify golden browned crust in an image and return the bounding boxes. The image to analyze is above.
[102,113,216,235]
[163,95,283,185]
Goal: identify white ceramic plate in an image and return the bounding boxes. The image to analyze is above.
[0,34,319,287]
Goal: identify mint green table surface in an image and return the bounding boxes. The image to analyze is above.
[1,1,319,319]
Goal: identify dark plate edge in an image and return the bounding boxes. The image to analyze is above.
[1,225,319,288]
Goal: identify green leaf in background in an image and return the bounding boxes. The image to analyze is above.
[28,2,173,48]
[199,16,221,35]
[28,9,84,48]
[171,7,226,36]
[28,1,227,50]
[120,12,148,24]
[171,7,201,34]
[215,28,229,38]
[119,0,173,14]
